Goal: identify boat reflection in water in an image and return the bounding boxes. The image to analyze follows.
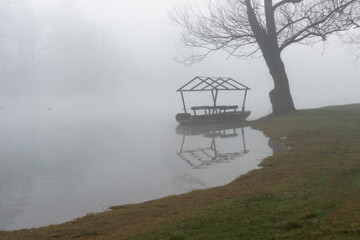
[176,122,250,169]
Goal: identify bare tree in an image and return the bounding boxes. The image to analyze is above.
[171,0,360,115]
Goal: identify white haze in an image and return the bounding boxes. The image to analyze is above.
[0,0,359,121]
[0,0,359,230]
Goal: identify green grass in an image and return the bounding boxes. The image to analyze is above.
[1,104,360,240]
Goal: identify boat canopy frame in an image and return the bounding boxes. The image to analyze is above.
[177,76,251,113]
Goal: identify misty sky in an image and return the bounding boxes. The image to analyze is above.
[1,0,360,120]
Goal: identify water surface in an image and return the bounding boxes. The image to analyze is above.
[0,115,284,230]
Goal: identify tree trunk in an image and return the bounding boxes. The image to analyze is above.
[245,0,296,115]
[262,48,296,115]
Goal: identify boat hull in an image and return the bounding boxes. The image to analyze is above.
[176,111,250,124]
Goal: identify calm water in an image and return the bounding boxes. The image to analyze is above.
[0,115,285,230]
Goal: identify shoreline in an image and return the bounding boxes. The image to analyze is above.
[1,104,360,239]
[0,123,273,232]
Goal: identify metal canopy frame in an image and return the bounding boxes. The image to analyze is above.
[177,76,251,113]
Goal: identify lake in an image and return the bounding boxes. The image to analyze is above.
[0,112,285,230]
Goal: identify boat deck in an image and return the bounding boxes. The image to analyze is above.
[191,105,239,115]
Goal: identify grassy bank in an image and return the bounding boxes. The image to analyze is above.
[1,104,360,240]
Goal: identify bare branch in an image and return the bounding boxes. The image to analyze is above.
[171,0,360,64]
[276,0,360,51]
[273,0,304,10]
[170,0,260,64]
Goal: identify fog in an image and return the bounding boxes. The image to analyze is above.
[0,0,359,122]
[1,0,360,230]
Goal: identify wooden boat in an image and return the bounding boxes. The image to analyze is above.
[176,107,250,124]
[176,76,251,124]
